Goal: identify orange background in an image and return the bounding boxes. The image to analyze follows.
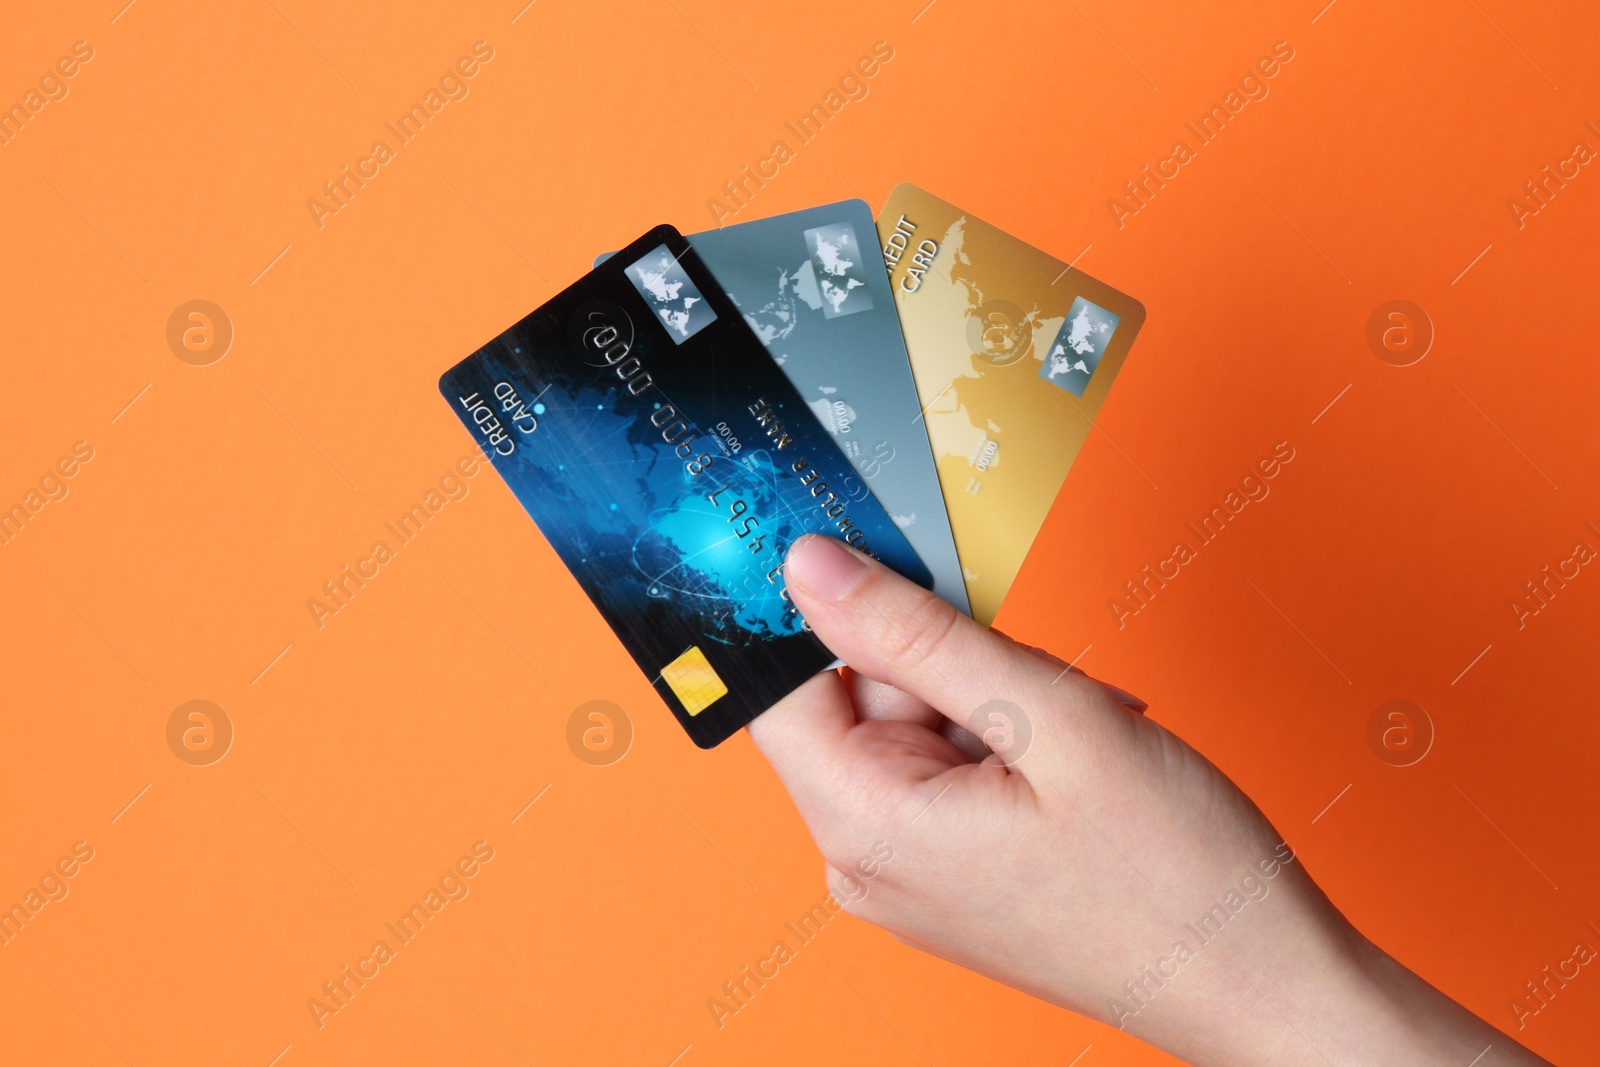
[3,0,1598,1063]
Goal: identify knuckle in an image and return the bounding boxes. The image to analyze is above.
[878,589,962,674]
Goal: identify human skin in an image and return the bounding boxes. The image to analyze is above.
[747,534,1554,1067]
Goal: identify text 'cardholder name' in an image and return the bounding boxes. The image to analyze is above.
[440,225,932,748]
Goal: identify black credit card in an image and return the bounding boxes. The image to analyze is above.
[439,225,932,748]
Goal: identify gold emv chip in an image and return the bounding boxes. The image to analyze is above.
[660,646,728,716]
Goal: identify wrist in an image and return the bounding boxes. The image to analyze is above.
[1132,906,1549,1067]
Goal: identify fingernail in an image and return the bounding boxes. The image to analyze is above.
[1103,683,1148,712]
[789,535,869,602]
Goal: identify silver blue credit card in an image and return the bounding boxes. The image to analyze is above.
[599,201,970,616]
[441,225,934,749]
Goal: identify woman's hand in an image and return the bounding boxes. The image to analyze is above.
[748,534,1551,1067]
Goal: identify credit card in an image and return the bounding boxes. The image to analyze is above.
[440,225,933,748]
[877,183,1145,626]
[598,200,969,615]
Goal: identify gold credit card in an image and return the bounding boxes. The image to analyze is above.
[877,183,1145,625]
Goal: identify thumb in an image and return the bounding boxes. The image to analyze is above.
[784,535,1114,765]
